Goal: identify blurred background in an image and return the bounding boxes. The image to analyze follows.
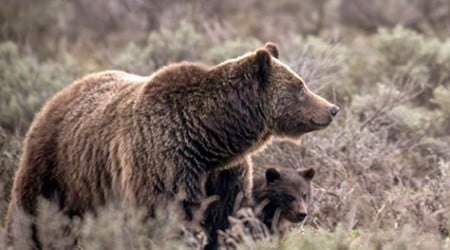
[0,0,449,249]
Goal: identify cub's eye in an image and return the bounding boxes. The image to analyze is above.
[286,195,295,202]
[302,193,308,200]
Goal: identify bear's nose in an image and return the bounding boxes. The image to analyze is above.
[329,105,340,117]
[297,212,307,221]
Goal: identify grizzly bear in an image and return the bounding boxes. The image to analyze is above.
[253,167,315,235]
[5,42,338,249]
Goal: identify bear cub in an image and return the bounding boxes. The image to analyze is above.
[252,167,315,235]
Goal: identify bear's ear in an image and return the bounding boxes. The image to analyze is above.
[266,168,281,183]
[264,42,279,59]
[298,167,315,181]
[253,49,272,83]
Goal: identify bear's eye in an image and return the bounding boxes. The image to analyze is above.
[302,193,308,200]
[286,195,295,202]
[288,84,303,94]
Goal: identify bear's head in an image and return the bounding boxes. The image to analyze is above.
[256,167,315,223]
[241,42,339,139]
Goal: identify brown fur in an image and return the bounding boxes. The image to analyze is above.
[253,167,315,235]
[203,160,252,250]
[5,43,338,249]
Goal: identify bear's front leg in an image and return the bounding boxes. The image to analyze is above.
[180,169,206,222]
[203,160,252,250]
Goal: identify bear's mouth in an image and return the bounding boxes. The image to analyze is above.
[285,213,306,223]
[309,117,332,128]
[289,217,305,223]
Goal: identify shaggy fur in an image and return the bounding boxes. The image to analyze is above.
[5,42,338,249]
[253,167,315,235]
[203,160,252,250]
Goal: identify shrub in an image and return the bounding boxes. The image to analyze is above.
[206,38,261,64]
[372,27,450,107]
[388,105,441,133]
[343,27,450,136]
[339,0,450,36]
[288,36,352,103]
[0,128,21,221]
[110,21,206,75]
[432,85,450,116]
[0,41,85,134]
[78,204,182,250]
[0,0,68,57]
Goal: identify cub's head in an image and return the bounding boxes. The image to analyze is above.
[256,167,315,223]
[236,42,339,139]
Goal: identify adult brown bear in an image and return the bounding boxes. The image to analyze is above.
[6,43,338,249]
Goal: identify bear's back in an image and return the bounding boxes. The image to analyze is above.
[56,70,146,110]
[33,70,145,129]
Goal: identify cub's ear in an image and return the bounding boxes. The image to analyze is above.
[264,42,279,58]
[266,168,281,183]
[298,167,315,181]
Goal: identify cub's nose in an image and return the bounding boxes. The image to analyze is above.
[329,105,340,117]
[297,212,307,221]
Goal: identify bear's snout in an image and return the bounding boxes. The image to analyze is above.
[285,211,307,222]
[329,105,340,117]
[297,212,307,221]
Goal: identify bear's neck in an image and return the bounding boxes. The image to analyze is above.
[138,63,272,168]
[187,68,271,168]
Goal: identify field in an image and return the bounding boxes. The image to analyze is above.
[0,0,449,249]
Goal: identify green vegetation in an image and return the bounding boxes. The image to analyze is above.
[0,0,449,249]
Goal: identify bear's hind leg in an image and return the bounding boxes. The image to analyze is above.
[5,149,62,249]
